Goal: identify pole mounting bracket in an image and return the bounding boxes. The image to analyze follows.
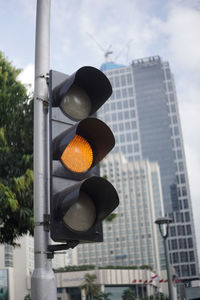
[34,214,50,231]
[47,241,79,259]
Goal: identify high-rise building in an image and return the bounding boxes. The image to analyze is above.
[97,56,199,282]
[77,153,165,273]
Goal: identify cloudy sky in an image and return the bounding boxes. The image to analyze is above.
[0,0,200,259]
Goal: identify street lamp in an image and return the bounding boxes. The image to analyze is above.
[155,216,174,300]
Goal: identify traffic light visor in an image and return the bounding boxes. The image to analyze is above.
[54,177,119,229]
[61,134,93,173]
[50,67,112,121]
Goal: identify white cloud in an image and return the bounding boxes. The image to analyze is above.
[17,64,34,94]
[164,5,200,70]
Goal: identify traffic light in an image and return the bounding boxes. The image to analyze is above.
[49,66,119,246]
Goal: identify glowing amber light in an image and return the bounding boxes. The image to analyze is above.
[61,134,93,173]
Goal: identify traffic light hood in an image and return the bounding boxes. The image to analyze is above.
[52,66,112,119]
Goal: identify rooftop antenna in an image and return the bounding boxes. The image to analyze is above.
[87,32,113,62]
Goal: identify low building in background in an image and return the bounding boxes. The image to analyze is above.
[54,268,177,300]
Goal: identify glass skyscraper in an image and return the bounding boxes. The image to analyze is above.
[97,56,199,282]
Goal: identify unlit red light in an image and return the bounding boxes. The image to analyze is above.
[60,85,91,121]
[61,134,93,173]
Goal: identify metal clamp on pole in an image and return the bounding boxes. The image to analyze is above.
[34,214,50,231]
[47,241,79,259]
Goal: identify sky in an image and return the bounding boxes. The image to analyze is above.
[0,0,200,260]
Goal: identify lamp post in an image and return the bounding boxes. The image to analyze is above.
[155,216,174,300]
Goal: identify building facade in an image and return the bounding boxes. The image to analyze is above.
[97,56,199,281]
[77,153,165,274]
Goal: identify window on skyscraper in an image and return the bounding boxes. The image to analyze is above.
[121,75,126,86]
[180,174,185,183]
[123,100,129,108]
[169,94,174,102]
[127,74,132,85]
[171,104,176,113]
[188,238,193,248]
[175,138,181,147]
[116,89,121,98]
[168,82,173,91]
[111,102,116,110]
[190,264,196,275]
[133,132,138,140]
[128,88,134,96]
[173,126,179,136]
[182,186,187,196]
[125,122,130,130]
[177,150,183,159]
[183,199,189,209]
[130,110,135,118]
[124,111,129,118]
[134,144,139,152]
[118,112,123,120]
[171,239,178,250]
[178,161,184,171]
[173,252,179,263]
[114,76,120,87]
[112,113,116,121]
[170,226,176,236]
[131,121,137,129]
[181,265,189,276]
[117,101,122,109]
[189,251,195,262]
[122,88,127,97]
[185,212,190,222]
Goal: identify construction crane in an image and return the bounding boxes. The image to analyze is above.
[87,32,113,62]
[87,32,133,65]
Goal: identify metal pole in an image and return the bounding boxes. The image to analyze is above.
[31,0,57,299]
[163,237,174,300]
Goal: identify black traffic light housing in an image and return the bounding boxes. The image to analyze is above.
[49,66,119,251]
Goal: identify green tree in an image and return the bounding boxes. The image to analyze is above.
[80,273,100,300]
[0,51,33,245]
[122,288,136,300]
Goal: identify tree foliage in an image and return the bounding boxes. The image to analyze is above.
[122,288,136,300]
[0,51,33,245]
[80,273,100,300]
[95,291,112,300]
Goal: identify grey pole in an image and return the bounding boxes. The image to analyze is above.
[31,0,57,299]
[155,217,174,300]
[163,237,174,300]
